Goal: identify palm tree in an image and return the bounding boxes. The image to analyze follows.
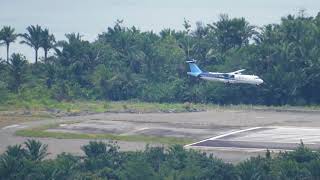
[65,32,82,44]
[24,139,49,161]
[53,32,82,55]
[20,25,42,64]
[8,53,27,92]
[3,144,26,158]
[40,28,56,62]
[0,26,17,62]
[0,145,26,179]
[81,141,107,158]
[183,18,191,58]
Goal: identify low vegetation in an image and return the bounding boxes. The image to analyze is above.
[2,97,320,128]
[1,95,211,113]
[15,124,192,145]
[3,92,320,115]
[1,140,319,179]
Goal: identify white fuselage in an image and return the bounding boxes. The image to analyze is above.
[199,72,264,85]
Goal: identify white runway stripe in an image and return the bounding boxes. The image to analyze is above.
[2,124,20,130]
[184,127,262,147]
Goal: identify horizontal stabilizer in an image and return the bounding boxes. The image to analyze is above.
[186,59,197,63]
[229,69,246,74]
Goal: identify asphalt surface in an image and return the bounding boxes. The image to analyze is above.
[1,109,320,163]
[187,127,320,150]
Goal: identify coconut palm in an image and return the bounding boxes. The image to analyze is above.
[40,28,56,62]
[20,25,42,64]
[0,26,17,62]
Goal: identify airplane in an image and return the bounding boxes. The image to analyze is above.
[186,59,264,85]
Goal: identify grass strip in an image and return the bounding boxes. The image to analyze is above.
[15,126,193,145]
[3,99,320,114]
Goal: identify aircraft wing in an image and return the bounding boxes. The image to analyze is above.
[229,69,246,74]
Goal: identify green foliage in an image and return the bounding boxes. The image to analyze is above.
[0,140,49,180]
[81,141,122,171]
[0,26,17,62]
[3,11,320,106]
[24,139,49,161]
[40,28,56,61]
[210,14,256,53]
[3,140,320,179]
[81,141,109,158]
[0,60,10,102]
[118,156,157,180]
[7,53,28,92]
[16,127,193,145]
[20,25,43,63]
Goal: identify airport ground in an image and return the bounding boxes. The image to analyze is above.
[1,105,320,163]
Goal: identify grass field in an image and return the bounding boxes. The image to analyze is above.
[3,98,320,114]
[0,99,211,127]
[1,98,213,113]
[2,98,320,129]
[15,123,193,145]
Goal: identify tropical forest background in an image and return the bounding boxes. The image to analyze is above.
[1,11,320,106]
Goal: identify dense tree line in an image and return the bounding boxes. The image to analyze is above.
[1,140,320,179]
[1,11,320,105]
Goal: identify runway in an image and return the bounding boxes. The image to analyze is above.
[2,109,320,163]
[185,126,320,151]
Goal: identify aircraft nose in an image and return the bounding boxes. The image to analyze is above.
[259,79,264,84]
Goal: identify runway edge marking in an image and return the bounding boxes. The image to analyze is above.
[184,127,262,148]
[1,124,20,130]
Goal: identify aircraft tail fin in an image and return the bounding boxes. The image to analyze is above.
[186,59,202,77]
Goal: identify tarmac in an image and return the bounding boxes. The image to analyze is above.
[1,109,320,163]
[185,126,320,151]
